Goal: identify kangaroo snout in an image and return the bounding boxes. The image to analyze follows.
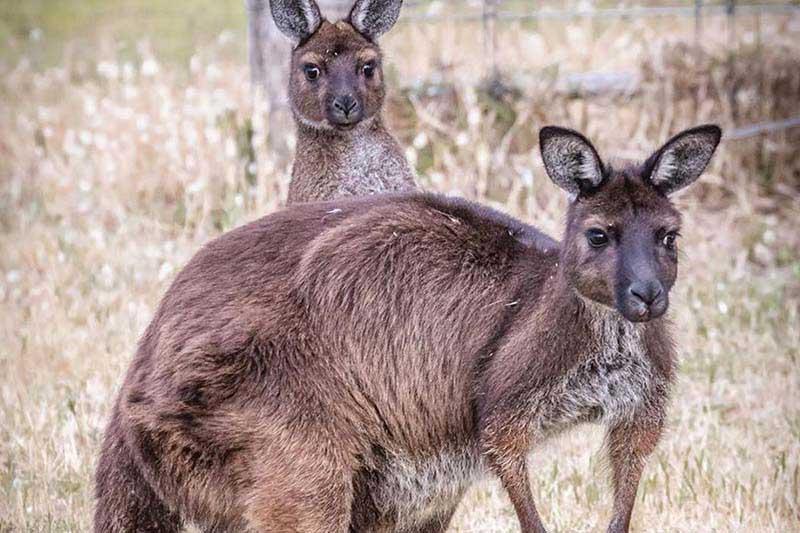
[623,280,667,322]
[329,94,362,125]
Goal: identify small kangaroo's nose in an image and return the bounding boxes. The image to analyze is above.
[629,281,663,306]
[333,95,358,117]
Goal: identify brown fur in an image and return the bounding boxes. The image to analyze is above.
[94,125,720,532]
[280,6,416,204]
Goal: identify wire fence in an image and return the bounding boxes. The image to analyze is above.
[393,1,800,141]
[725,116,800,141]
[398,1,799,74]
[400,2,800,23]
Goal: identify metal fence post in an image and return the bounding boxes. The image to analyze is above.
[726,0,736,49]
[482,0,499,78]
[726,0,737,121]
[694,0,703,60]
[693,0,703,117]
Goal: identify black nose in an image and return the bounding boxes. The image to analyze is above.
[332,95,358,117]
[628,281,663,306]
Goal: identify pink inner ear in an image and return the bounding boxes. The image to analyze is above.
[651,150,678,186]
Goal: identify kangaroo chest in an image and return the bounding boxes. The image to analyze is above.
[332,137,411,195]
[293,123,415,202]
[534,314,657,435]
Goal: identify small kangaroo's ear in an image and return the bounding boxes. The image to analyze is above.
[645,124,722,195]
[348,0,403,41]
[539,126,605,197]
[269,0,322,46]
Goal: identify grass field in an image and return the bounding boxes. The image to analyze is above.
[1,1,799,531]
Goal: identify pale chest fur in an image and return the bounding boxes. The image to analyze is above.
[533,307,662,435]
[291,123,416,203]
[330,132,414,196]
[372,448,484,530]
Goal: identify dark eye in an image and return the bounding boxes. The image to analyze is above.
[586,228,609,248]
[662,231,679,250]
[362,62,375,78]
[304,65,320,81]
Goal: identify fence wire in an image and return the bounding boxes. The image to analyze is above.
[726,117,800,141]
[392,2,800,140]
[400,2,800,23]
[244,2,800,140]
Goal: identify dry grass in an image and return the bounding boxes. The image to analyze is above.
[1,5,799,532]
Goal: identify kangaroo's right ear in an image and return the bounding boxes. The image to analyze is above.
[270,0,323,46]
[348,0,403,41]
[539,126,605,197]
[644,124,722,195]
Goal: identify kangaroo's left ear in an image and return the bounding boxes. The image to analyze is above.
[539,126,605,198]
[270,0,323,46]
[348,0,403,41]
[645,124,722,195]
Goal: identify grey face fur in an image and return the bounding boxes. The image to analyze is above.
[540,124,722,323]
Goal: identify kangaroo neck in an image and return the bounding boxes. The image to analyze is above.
[295,116,386,150]
[288,115,397,204]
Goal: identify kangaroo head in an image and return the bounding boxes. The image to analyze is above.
[540,125,722,322]
[270,0,403,131]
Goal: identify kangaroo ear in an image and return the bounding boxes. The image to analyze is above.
[539,126,605,197]
[270,0,322,45]
[348,0,403,41]
[645,124,722,195]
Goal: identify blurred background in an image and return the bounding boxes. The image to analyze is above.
[1,0,798,531]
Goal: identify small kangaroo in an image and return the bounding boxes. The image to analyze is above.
[94,125,721,532]
[270,0,417,204]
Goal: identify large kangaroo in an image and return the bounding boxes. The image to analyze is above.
[94,125,721,532]
[270,0,417,204]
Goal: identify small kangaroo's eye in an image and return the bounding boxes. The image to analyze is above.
[586,228,609,248]
[304,65,320,81]
[662,231,679,250]
[362,62,376,78]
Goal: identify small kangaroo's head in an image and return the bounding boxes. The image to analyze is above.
[270,0,402,131]
[540,125,722,322]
